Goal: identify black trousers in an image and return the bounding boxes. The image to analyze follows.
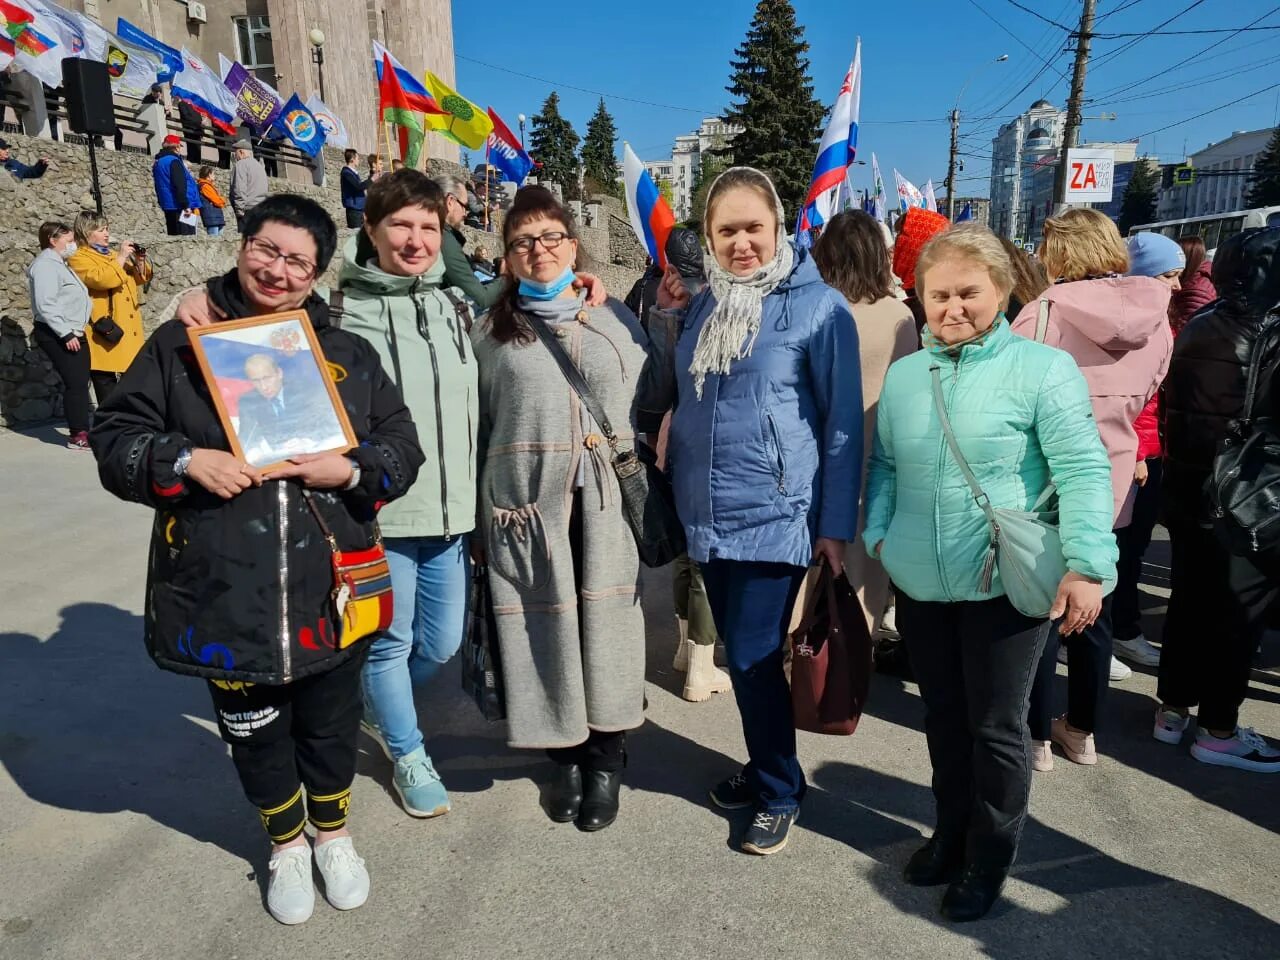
[207,651,367,843]
[544,489,628,772]
[899,593,1051,871]
[90,371,118,407]
[1159,523,1279,732]
[163,209,197,236]
[1113,460,1163,641]
[345,208,364,229]
[1029,593,1113,738]
[33,324,91,434]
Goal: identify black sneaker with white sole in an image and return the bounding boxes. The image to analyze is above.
[709,772,753,810]
[741,808,797,855]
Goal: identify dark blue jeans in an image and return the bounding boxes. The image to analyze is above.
[700,559,807,813]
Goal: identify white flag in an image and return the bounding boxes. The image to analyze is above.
[894,169,925,212]
[923,179,938,212]
[306,94,348,148]
[32,2,162,100]
[9,0,67,89]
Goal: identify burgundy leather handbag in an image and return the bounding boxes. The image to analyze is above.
[789,565,874,736]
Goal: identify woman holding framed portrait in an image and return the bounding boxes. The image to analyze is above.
[90,195,425,926]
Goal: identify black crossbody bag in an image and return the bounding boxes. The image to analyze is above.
[523,311,686,567]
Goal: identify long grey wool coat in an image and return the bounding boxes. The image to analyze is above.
[472,297,673,749]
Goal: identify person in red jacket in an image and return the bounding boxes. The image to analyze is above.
[1111,232,1186,667]
[1170,235,1217,335]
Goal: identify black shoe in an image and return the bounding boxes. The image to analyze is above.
[940,865,1008,922]
[546,763,583,823]
[903,836,966,887]
[741,807,797,855]
[709,772,753,811]
[577,769,622,832]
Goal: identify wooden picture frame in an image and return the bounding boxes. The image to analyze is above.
[187,310,356,472]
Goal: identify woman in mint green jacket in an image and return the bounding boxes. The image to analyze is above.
[863,224,1116,922]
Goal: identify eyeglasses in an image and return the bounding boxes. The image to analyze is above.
[507,231,568,255]
[243,236,317,281]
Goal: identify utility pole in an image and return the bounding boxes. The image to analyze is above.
[1053,0,1098,211]
[946,108,960,221]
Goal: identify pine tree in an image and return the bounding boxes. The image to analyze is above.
[721,0,825,221]
[1245,125,1280,207]
[529,92,581,199]
[1118,160,1159,235]
[581,98,621,199]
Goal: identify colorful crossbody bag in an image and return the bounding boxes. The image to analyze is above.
[302,490,394,648]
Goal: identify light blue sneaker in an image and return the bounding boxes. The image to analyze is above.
[394,747,451,818]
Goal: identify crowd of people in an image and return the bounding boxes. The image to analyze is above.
[23,157,1279,927]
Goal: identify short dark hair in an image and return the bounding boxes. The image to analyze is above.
[344,149,358,164]
[38,220,72,250]
[812,211,894,304]
[367,153,380,167]
[364,168,447,230]
[197,164,214,180]
[240,194,338,274]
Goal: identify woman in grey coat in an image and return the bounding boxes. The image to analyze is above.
[27,221,93,449]
[472,186,672,832]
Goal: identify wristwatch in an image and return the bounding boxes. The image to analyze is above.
[174,447,193,477]
[343,457,361,491]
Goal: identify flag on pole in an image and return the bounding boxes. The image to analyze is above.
[486,107,533,186]
[923,179,938,212]
[422,71,493,149]
[371,41,445,115]
[955,202,974,223]
[0,0,32,66]
[272,94,326,157]
[870,153,888,223]
[116,17,180,81]
[33,3,161,99]
[223,59,283,131]
[4,0,63,88]
[172,47,237,133]
[797,40,862,237]
[894,169,925,211]
[306,94,349,148]
[623,142,676,270]
[378,51,425,167]
[217,51,233,81]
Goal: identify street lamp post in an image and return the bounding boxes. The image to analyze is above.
[308,29,326,103]
[517,113,526,148]
[948,54,1008,220]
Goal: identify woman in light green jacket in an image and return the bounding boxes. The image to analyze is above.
[863,224,1116,922]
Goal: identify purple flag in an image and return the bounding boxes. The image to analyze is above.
[223,61,283,131]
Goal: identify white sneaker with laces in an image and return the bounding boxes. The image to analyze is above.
[1152,707,1191,745]
[1114,633,1161,667]
[266,844,315,925]
[314,837,370,910]
[1109,656,1132,681]
[1190,727,1280,773]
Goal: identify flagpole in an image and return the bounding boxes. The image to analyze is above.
[382,119,394,168]
[484,141,491,232]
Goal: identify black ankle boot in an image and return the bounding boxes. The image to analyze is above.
[904,836,966,887]
[546,763,583,823]
[576,769,622,832]
[940,865,1008,922]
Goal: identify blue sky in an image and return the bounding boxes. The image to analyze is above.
[452,1,1280,199]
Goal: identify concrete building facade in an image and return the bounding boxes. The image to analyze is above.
[1155,128,1274,222]
[987,99,1066,241]
[669,117,743,220]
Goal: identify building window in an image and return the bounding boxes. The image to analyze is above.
[233,15,275,85]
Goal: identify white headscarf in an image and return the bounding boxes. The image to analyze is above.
[690,167,795,399]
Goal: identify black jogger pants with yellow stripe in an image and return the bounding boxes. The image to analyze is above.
[207,651,367,843]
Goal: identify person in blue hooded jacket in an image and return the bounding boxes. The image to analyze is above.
[657,166,862,856]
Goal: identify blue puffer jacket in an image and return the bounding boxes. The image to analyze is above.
[152,151,199,211]
[863,320,1117,603]
[668,247,862,568]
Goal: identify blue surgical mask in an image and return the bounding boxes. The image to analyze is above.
[518,266,576,301]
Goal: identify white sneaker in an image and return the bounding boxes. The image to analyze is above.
[266,845,315,925]
[1114,633,1161,667]
[1189,726,1280,773]
[1153,707,1191,745]
[1109,656,1132,681]
[314,837,370,910]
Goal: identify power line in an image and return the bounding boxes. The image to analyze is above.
[1131,81,1280,140]
[1001,0,1072,30]
[1095,0,1153,24]
[963,0,1071,85]
[968,0,1074,117]
[1096,25,1280,36]
[1098,52,1280,107]
[1089,0,1206,72]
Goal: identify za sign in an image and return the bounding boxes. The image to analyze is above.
[1064,148,1115,203]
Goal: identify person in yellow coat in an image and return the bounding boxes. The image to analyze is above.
[67,211,153,404]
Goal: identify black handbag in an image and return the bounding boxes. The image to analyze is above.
[92,291,124,345]
[461,564,506,721]
[524,310,686,567]
[1207,316,1280,556]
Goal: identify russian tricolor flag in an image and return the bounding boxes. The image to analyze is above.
[371,41,441,116]
[623,143,676,270]
[798,40,862,237]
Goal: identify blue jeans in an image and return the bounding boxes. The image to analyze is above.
[700,559,807,813]
[205,225,224,237]
[361,536,469,759]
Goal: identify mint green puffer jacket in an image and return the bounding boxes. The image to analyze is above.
[863,319,1117,604]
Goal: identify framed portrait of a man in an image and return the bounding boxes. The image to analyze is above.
[188,311,356,470]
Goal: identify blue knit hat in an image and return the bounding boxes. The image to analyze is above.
[1127,232,1185,278]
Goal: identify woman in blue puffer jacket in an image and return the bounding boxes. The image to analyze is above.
[657,167,861,856]
[864,224,1116,922]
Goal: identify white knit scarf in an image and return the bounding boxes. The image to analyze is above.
[690,171,795,399]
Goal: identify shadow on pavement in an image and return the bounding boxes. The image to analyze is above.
[0,602,262,870]
[806,762,1280,959]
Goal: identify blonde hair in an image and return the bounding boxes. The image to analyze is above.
[915,223,1015,302]
[73,210,109,247]
[1039,207,1128,281]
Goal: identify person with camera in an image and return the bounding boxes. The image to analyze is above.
[28,221,93,449]
[67,211,152,405]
